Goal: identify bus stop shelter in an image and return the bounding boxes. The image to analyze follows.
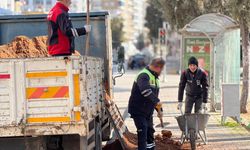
[180,13,241,122]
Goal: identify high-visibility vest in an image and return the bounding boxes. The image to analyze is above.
[135,68,159,88]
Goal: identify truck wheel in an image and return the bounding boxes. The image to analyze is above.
[189,129,196,150]
[46,136,63,150]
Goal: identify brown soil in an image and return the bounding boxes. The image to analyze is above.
[161,130,172,138]
[103,130,193,150]
[0,36,49,58]
[102,140,123,150]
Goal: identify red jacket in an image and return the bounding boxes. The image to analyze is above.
[47,2,86,56]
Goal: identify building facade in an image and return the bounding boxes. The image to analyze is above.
[131,0,147,40]
[91,0,146,42]
[0,0,15,12]
[18,0,85,13]
[5,0,146,42]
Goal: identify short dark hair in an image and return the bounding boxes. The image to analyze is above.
[150,57,165,67]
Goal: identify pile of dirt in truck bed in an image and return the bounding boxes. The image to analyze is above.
[0,36,49,58]
[103,130,192,150]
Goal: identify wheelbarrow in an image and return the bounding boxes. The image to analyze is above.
[175,110,210,150]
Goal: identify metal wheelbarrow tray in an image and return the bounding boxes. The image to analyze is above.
[176,113,210,145]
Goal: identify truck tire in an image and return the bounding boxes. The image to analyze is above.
[189,129,196,150]
[46,136,63,150]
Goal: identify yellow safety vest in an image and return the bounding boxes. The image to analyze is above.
[135,68,159,88]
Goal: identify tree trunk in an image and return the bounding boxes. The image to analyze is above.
[240,17,249,113]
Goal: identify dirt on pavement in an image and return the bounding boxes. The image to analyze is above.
[102,130,192,150]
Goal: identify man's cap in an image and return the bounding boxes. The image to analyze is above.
[150,57,165,68]
[188,56,198,66]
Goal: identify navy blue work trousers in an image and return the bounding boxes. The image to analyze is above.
[132,115,155,150]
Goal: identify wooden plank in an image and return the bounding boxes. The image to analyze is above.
[27,107,69,114]
[0,110,10,116]
[28,100,68,108]
[0,103,10,109]
[27,77,67,87]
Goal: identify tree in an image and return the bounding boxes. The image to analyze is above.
[145,1,164,39]
[225,0,250,113]
[203,0,250,113]
[111,17,124,49]
[150,0,201,30]
[202,0,228,14]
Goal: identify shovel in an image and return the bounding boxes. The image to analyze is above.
[155,104,169,128]
[155,117,169,128]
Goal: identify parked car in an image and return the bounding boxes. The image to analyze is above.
[128,53,146,70]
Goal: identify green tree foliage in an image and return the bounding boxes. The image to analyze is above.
[150,0,201,30]
[202,0,228,14]
[226,0,250,113]
[203,0,250,113]
[145,1,164,39]
[111,17,124,49]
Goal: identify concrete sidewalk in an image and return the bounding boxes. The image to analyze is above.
[114,70,250,150]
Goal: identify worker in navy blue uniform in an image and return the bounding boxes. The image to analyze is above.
[128,58,165,150]
[177,56,209,114]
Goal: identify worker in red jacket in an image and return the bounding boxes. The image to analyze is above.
[47,0,91,56]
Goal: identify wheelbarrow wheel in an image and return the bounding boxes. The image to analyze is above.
[189,129,196,150]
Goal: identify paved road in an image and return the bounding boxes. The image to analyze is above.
[114,70,250,150]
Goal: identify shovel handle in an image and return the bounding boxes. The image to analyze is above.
[85,0,90,55]
[160,118,164,128]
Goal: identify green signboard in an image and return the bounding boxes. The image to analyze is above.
[183,38,210,74]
